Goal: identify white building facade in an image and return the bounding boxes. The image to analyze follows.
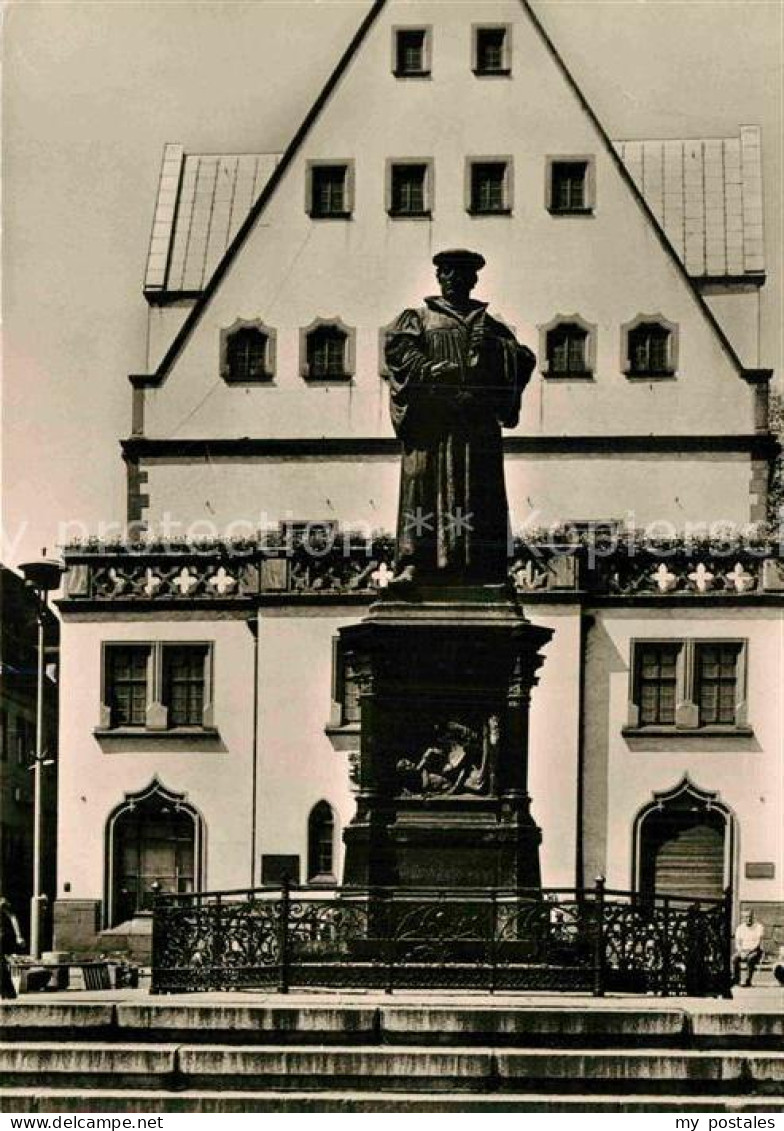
[54,0,781,958]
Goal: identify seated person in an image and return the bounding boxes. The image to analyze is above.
[732,910,764,987]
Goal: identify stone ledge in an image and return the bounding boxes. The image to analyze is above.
[1,1089,782,1113]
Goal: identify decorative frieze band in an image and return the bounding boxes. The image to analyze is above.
[61,533,784,604]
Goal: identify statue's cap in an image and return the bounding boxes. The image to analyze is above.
[433,248,486,271]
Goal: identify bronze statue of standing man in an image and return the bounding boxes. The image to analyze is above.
[385,250,535,586]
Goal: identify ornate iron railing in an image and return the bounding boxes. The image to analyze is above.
[151,879,732,997]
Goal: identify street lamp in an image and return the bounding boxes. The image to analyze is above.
[19,552,64,960]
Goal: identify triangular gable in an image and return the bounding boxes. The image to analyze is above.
[519,0,746,376]
[149,0,749,385]
[151,0,386,383]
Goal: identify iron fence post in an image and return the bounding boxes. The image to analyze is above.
[150,893,161,994]
[722,886,734,998]
[213,894,223,990]
[660,896,670,997]
[385,889,395,995]
[592,875,606,997]
[278,876,291,994]
[489,888,498,994]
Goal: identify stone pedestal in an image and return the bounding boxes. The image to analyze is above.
[341,584,552,892]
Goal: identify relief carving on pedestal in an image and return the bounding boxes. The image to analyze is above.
[396,716,499,797]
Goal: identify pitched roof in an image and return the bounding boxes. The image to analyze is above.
[144,146,280,295]
[613,128,764,279]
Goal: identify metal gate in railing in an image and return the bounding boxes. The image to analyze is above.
[151,879,732,997]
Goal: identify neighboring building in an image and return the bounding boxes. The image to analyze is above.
[53,0,781,959]
[0,566,59,945]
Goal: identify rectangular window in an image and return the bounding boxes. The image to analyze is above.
[308,328,347,379]
[630,325,671,374]
[331,637,361,728]
[102,641,213,731]
[551,161,588,212]
[389,162,430,217]
[163,645,208,728]
[341,656,362,725]
[106,645,150,727]
[696,643,741,726]
[474,27,509,74]
[309,164,350,218]
[546,324,590,376]
[623,318,677,378]
[469,161,510,215]
[394,28,429,76]
[636,643,681,727]
[628,639,748,733]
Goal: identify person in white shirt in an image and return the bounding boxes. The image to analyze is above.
[732,910,764,987]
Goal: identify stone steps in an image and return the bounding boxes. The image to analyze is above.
[3,1002,783,1048]
[1,1000,783,1111]
[1,1041,783,1095]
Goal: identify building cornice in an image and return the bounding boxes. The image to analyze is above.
[120,433,777,461]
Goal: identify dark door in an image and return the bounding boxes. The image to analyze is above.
[640,807,725,900]
[113,804,195,925]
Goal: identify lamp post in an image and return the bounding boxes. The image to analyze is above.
[19,553,63,960]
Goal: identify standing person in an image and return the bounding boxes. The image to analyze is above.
[732,909,764,987]
[385,249,535,586]
[0,896,25,1000]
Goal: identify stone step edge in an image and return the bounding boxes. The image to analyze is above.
[1,1090,783,1114]
[3,1005,783,1050]
[4,1040,784,1057]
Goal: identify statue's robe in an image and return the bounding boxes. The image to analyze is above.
[386,296,534,581]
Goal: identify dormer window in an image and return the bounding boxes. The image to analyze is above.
[393,27,430,77]
[622,316,678,378]
[473,26,510,75]
[301,318,355,381]
[308,162,353,219]
[221,320,276,383]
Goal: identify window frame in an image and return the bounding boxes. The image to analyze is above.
[545,156,596,216]
[465,156,513,216]
[100,641,214,733]
[329,636,362,729]
[626,638,749,735]
[300,316,356,382]
[307,801,337,886]
[220,318,276,384]
[306,160,354,220]
[386,158,434,219]
[161,643,211,729]
[539,313,597,380]
[392,26,432,78]
[472,23,512,76]
[622,314,679,379]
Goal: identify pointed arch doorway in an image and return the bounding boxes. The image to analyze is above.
[105,778,203,927]
[634,777,734,901]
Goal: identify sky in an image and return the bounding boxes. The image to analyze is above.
[2,0,782,569]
